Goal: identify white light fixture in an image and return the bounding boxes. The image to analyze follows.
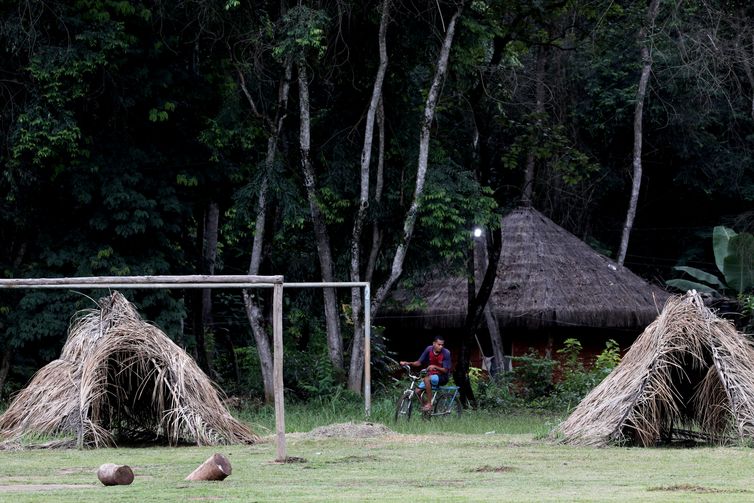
[472,227,483,238]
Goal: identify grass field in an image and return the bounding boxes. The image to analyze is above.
[1,398,754,502]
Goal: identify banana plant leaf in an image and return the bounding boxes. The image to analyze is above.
[672,266,726,289]
[722,233,754,293]
[665,279,718,295]
[713,226,737,275]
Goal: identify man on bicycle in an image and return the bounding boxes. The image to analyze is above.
[400,336,451,412]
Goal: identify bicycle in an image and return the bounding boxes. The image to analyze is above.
[394,365,462,421]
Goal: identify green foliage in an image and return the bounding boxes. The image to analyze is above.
[294,355,341,399]
[510,349,557,401]
[3,292,80,356]
[273,6,329,62]
[468,366,484,392]
[501,116,600,187]
[476,372,519,409]
[420,188,467,261]
[148,103,173,123]
[316,187,350,226]
[553,338,619,410]
[667,226,754,296]
[594,339,621,371]
[418,168,498,262]
[7,0,135,171]
[477,339,621,412]
[234,346,265,397]
[739,293,754,334]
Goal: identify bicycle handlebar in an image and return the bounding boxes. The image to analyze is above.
[401,364,427,380]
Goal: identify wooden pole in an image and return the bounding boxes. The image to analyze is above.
[273,282,286,462]
[1,276,373,437]
[364,283,371,416]
[0,275,283,287]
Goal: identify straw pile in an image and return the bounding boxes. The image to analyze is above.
[554,291,754,446]
[0,292,257,448]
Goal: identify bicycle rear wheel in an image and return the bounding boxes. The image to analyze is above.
[453,397,462,418]
[394,392,413,421]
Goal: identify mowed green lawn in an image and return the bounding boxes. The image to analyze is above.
[1,405,753,502]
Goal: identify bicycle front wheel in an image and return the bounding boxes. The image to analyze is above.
[394,392,414,422]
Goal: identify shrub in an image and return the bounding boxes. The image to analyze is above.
[513,349,557,400]
[476,340,621,411]
[476,349,555,409]
[552,338,621,410]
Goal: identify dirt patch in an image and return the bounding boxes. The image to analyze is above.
[268,455,308,465]
[0,484,97,492]
[305,422,392,439]
[469,465,514,473]
[57,468,93,475]
[327,454,380,464]
[647,484,747,494]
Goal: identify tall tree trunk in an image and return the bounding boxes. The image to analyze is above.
[347,0,390,394]
[197,201,220,375]
[464,37,508,375]
[297,63,344,373]
[239,61,292,402]
[477,223,505,373]
[365,97,385,283]
[454,220,503,407]
[352,4,464,392]
[749,34,754,122]
[617,0,661,266]
[202,202,219,326]
[193,205,211,374]
[371,4,465,316]
[522,47,547,206]
[0,347,11,399]
[203,201,240,381]
[484,307,506,371]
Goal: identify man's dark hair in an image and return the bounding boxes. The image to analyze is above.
[433,335,445,343]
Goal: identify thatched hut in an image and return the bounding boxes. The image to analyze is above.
[380,207,668,361]
[554,292,754,446]
[0,292,257,448]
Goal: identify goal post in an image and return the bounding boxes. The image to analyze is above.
[0,275,372,462]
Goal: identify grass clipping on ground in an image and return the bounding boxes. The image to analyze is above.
[0,291,257,449]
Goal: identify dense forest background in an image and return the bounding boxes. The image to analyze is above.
[1,0,752,402]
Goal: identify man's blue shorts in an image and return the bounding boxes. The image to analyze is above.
[418,374,440,390]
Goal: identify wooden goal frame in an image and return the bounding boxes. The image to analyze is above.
[0,275,371,462]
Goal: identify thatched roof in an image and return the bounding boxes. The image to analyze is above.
[554,292,754,446]
[0,292,257,448]
[382,206,668,329]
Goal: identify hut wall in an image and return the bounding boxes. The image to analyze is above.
[509,327,639,380]
[383,322,641,379]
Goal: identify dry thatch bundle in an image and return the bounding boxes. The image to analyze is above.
[554,291,754,446]
[0,292,257,448]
